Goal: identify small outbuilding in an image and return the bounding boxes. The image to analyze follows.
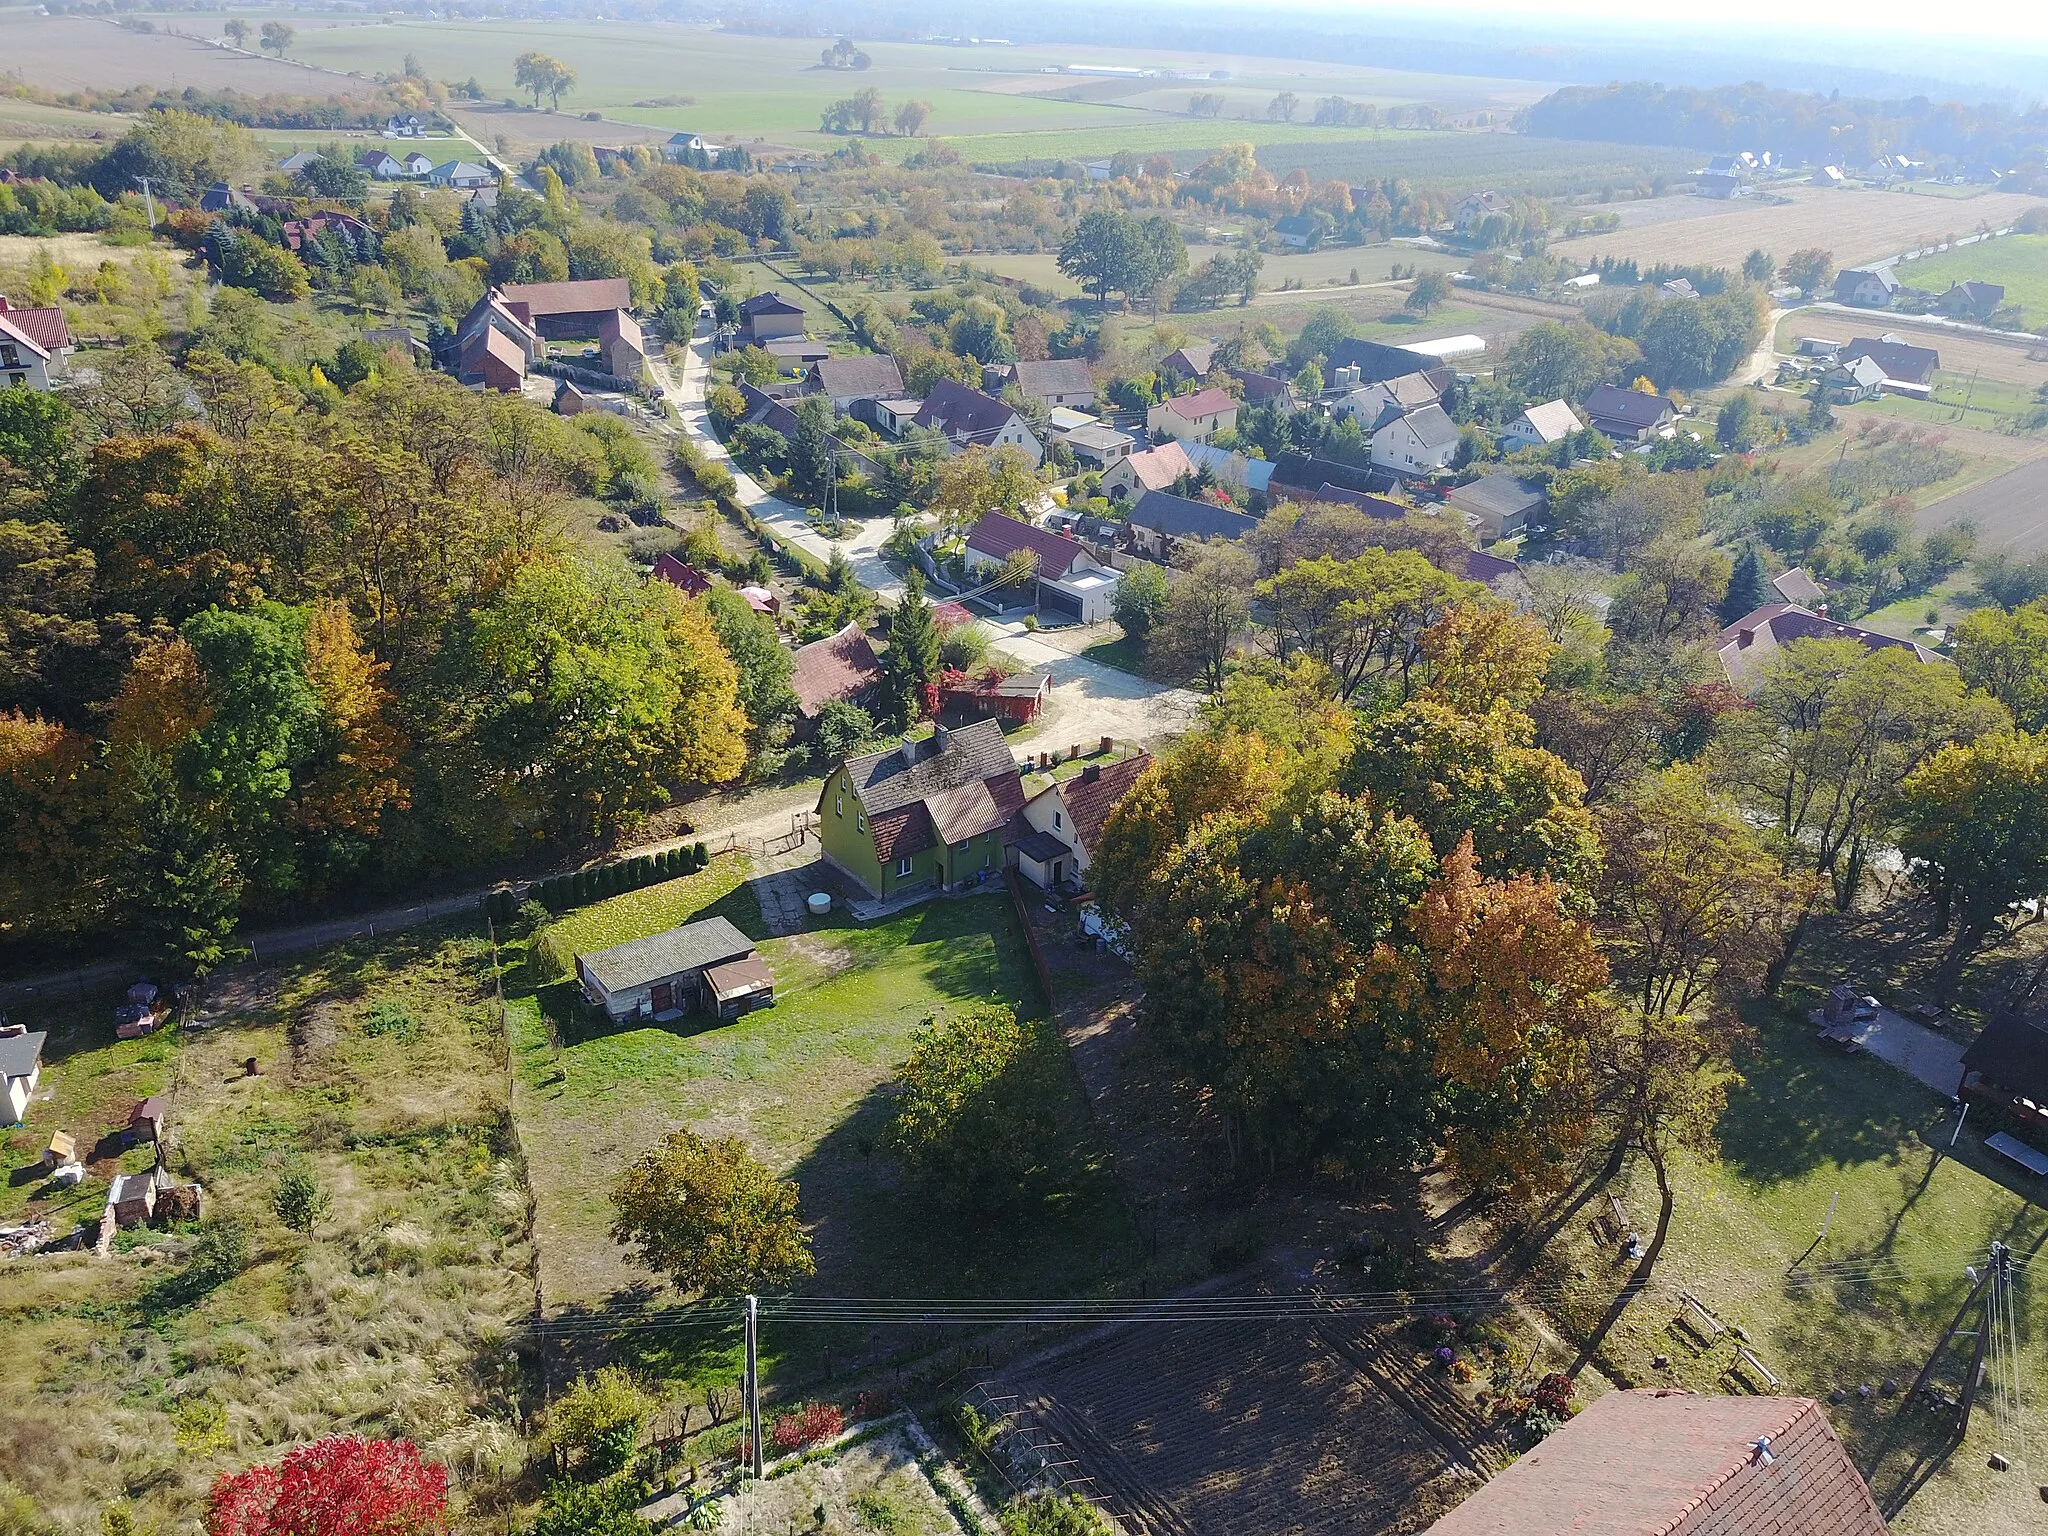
[107,1170,158,1229]
[1959,1012,2048,1137]
[129,1096,166,1146]
[702,956,776,1020]
[1,1027,47,1123]
[44,1131,75,1169]
[576,916,766,1023]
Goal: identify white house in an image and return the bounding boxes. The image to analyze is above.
[1371,403,1462,475]
[356,149,405,180]
[913,380,1043,468]
[1014,753,1154,892]
[401,150,434,177]
[575,916,765,1022]
[1,1027,47,1123]
[1101,440,1193,501]
[1502,399,1582,452]
[1059,422,1136,469]
[1332,371,1441,431]
[0,311,57,391]
[1834,267,1900,308]
[1145,387,1238,445]
[666,131,729,164]
[961,513,1120,624]
[429,160,495,189]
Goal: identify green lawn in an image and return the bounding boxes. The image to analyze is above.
[1848,369,2044,431]
[1539,994,2048,1531]
[1,1012,171,1227]
[505,861,1130,1359]
[1894,233,2048,330]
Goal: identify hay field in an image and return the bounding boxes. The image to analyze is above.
[1560,183,2048,273]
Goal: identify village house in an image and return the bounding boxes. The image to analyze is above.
[428,160,495,190]
[1843,335,1940,392]
[596,309,647,382]
[576,915,770,1023]
[383,114,425,138]
[1,1026,47,1122]
[1370,402,1462,476]
[1716,603,1942,690]
[1146,387,1238,445]
[1813,164,1848,187]
[1451,189,1511,236]
[1582,385,1677,443]
[738,291,806,344]
[1013,753,1154,893]
[1770,567,1827,607]
[809,354,905,413]
[790,621,884,728]
[1446,474,1545,541]
[1957,1013,2048,1157]
[1820,354,1889,403]
[961,512,1120,623]
[1272,212,1318,249]
[990,358,1096,410]
[356,149,405,180]
[1326,339,1454,394]
[817,719,1026,898]
[1332,371,1441,431]
[1158,342,1216,381]
[1833,265,1900,308]
[0,308,60,390]
[1229,368,1297,411]
[281,210,372,256]
[1127,489,1261,558]
[914,380,1044,466]
[277,150,321,174]
[665,131,728,164]
[1422,1389,1887,1536]
[1101,440,1194,501]
[1940,280,2004,319]
[1058,422,1136,470]
[1267,451,1399,505]
[651,553,712,597]
[198,183,256,214]
[454,292,542,392]
[402,150,434,177]
[1501,399,1582,452]
[1182,440,1275,498]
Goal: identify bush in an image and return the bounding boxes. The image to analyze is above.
[363,1001,419,1041]
[272,1169,330,1232]
[813,700,880,764]
[692,840,708,867]
[768,1401,843,1454]
[544,1368,654,1475]
[1003,1493,1109,1536]
[523,1476,655,1536]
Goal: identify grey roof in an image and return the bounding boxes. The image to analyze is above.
[1583,386,1674,432]
[812,354,904,398]
[741,291,805,316]
[843,718,1012,818]
[0,1030,46,1080]
[1327,339,1452,392]
[1448,474,1546,520]
[1376,402,1461,453]
[1516,399,1582,442]
[1844,337,1939,385]
[1129,489,1260,542]
[914,379,1022,442]
[1014,827,1072,862]
[1012,359,1094,397]
[1059,423,1135,452]
[578,917,755,994]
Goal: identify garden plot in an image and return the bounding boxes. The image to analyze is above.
[704,1416,989,1536]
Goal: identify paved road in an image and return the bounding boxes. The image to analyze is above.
[659,329,905,598]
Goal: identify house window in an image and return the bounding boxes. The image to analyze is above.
[858,816,866,833]
[835,797,843,816]
[896,856,914,877]
[1053,811,1062,829]
[954,839,969,852]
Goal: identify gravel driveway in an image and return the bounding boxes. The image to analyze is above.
[988,621,1202,750]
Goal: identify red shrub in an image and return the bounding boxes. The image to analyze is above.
[206,1436,447,1536]
[768,1402,845,1454]
[1531,1372,1575,1417]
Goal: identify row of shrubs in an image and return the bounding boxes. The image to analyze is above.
[482,842,713,923]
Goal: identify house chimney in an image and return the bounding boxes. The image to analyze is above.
[934,725,951,753]
[900,734,919,763]
[1737,628,1754,649]
[1081,763,1101,784]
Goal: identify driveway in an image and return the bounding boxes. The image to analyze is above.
[1816,1004,1965,1097]
[987,620,1202,750]
[658,328,903,599]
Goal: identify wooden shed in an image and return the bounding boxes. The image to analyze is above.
[129,1096,166,1146]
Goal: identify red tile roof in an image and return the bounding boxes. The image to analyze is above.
[1055,753,1152,856]
[1424,1391,1887,1536]
[1161,386,1237,420]
[651,554,711,597]
[0,299,69,353]
[791,621,882,719]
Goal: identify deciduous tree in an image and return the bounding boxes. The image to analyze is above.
[609,1129,815,1296]
[206,1436,445,1536]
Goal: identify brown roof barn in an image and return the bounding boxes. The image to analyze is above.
[791,621,884,721]
[1424,1389,1887,1535]
[498,277,634,340]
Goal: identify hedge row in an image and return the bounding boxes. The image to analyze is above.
[482,841,712,922]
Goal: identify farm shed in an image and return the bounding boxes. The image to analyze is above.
[576,917,764,1024]
[939,668,1052,723]
[106,1170,158,1229]
[702,956,776,1020]
[1958,1012,2048,1137]
[1,1028,47,1123]
[129,1097,166,1145]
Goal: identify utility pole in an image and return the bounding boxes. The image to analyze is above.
[745,1294,764,1479]
[134,176,157,229]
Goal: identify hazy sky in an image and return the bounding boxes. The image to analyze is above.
[1282,0,2048,49]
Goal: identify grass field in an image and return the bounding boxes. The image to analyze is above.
[504,857,1129,1352]
[0,13,341,95]
[0,922,533,1535]
[1568,184,2048,275]
[1895,234,2048,331]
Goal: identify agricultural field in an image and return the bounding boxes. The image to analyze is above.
[269,20,1567,168]
[0,13,341,95]
[1913,453,2048,557]
[1894,233,2048,331]
[1563,184,2048,275]
[1251,134,1697,198]
[0,923,534,1536]
[502,856,1130,1333]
